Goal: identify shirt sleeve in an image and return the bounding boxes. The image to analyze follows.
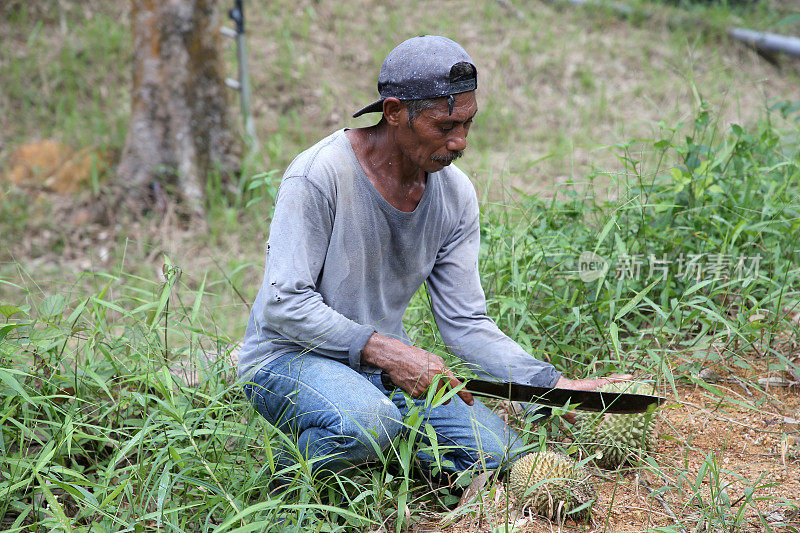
[256,174,376,369]
[425,191,561,388]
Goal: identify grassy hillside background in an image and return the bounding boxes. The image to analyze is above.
[1,0,800,531]
[1,0,799,297]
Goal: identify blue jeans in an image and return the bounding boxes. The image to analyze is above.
[243,352,531,474]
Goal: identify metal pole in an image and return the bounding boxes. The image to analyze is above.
[728,27,800,59]
[225,0,259,149]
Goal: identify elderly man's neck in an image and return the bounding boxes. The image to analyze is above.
[346,122,428,212]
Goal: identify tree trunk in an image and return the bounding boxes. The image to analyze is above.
[117,0,239,217]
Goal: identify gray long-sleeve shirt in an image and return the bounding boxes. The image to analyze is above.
[238,129,561,388]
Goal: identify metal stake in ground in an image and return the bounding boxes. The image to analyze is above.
[222,0,259,150]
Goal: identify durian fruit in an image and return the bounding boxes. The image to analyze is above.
[509,450,596,521]
[576,382,658,469]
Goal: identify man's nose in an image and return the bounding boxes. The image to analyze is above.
[446,131,467,152]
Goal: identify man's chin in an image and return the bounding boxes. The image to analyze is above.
[429,159,455,170]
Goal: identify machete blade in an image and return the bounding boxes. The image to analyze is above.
[463,379,665,414]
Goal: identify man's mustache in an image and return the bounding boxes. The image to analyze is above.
[431,150,464,164]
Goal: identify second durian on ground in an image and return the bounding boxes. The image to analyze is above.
[575,381,659,468]
[509,449,596,521]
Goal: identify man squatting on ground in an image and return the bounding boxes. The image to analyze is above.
[239,36,629,475]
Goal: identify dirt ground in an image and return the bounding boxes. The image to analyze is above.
[424,362,800,532]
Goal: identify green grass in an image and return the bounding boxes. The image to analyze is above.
[3,0,798,192]
[2,103,799,530]
[0,4,129,152]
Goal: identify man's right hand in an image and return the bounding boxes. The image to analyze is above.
[361,333,475,406]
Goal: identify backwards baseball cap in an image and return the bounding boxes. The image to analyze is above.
[352,35,478,118]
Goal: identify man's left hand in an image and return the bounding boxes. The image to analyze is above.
[554,373,633,391]
[554,373,633,424]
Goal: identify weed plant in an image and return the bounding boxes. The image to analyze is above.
[1,103,798,530]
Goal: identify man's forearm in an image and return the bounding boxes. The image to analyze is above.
[360,332,402,371]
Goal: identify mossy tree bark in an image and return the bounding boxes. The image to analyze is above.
[117,0,239,217]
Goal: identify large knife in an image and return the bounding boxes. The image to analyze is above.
[463,379,664,414]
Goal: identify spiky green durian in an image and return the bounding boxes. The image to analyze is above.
[509,450,596,521]
[576,382,658,469]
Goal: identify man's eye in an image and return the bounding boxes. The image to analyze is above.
[441,125,454,133]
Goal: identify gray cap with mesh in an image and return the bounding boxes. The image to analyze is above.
[352,35,478,118]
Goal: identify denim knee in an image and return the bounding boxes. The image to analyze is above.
[326,396,403,462]
[242,356,404,470]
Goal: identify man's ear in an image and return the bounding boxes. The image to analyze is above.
[382,98,406,127]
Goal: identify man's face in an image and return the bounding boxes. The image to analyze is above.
[397,91,478,174]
